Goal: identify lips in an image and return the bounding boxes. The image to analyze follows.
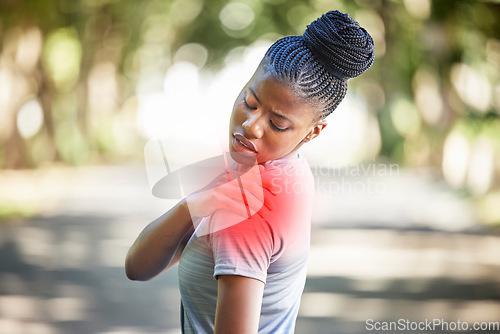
[233,133,257,153]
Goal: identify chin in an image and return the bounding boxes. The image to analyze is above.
[229,151,258,166]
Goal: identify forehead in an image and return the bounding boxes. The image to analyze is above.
[247,68,316,124]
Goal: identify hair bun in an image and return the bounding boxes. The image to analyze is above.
[303,10,374,80]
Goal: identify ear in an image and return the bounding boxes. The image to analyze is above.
[302,120,327,143]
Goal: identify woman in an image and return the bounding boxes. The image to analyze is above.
[126,10,374,334]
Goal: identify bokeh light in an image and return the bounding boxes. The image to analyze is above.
[220,2,255,31]
[16,98,44,139]
[42,28,82,91]
[1,1,499,333]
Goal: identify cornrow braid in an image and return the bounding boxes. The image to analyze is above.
[264,10,374,118]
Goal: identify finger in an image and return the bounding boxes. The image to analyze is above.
[262,188,275,211]
[236,174,279,212]
[195,207,249,237]
[240,183,273,214]
[219,195,253,219]
[261,175,280,195]
[210,174,268,216]
[233,178,264,204]
[215,180,262,215]
[256,204,271,218]
[224,174,263,202]
[218,187,272,220]
[236,176,252,218]
[240,181,274,213]
[226,190,270,220]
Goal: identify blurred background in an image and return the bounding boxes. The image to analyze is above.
[1,0,499,333]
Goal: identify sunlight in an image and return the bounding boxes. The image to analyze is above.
[466,136,494,196]
[442,131,470,188]
[42,27,82,91]
[413,67,444,126]
[451,63,491,113]
[220,2,255,32]
[302,94,382,167]
[403,0,431,19]
[16,98,44,139]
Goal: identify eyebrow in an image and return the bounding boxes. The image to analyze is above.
[249,87,261,104]
[248,87,293,123]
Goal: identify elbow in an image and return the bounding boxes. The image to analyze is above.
[125,266,141,281]
[125,261,139,281]
[125,244,173,281]
[125,254,150,281]
[125,265,150,281]
[126,272,148,282]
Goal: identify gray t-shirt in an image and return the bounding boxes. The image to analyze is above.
[178,154,314,333]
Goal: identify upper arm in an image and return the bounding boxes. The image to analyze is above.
[214,275,264,334]
[165,224,194,270]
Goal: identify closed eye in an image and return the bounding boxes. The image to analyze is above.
[270,120,286,132]
[243,98,257,110]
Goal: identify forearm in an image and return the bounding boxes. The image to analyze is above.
[125,199,193,281]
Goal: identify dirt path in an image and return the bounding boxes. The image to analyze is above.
[1,165,499,334]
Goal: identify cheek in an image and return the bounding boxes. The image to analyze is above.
[230,103,245,124]
[229,109,240,129]
[278,130,303,145]
[263,133,295,154]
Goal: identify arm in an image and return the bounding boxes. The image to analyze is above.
[125,199,194,281]
[214,275,264,334]
[126,164,274,281]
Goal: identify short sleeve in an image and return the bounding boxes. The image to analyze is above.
[209,210,274,284]
[207,154,313,285]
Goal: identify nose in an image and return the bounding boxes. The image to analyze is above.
[242,113,263,139]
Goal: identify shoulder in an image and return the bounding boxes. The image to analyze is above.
[262,153,315,200]
[204,154,314,245]
[256,154,315,231]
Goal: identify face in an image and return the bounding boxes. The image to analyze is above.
[229,64,327,165]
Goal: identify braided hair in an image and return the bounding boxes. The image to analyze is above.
[264,10,374,118]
